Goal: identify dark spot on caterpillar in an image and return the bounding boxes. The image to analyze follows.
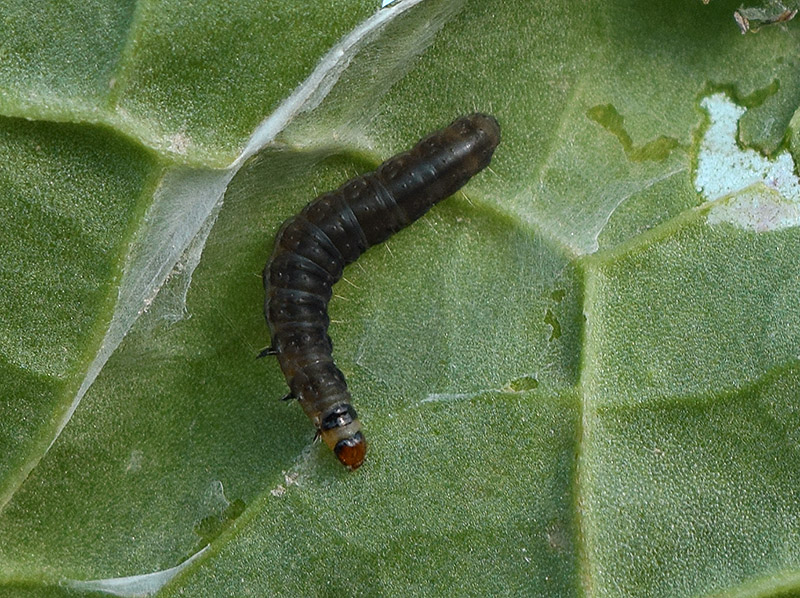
[263,113,501,470]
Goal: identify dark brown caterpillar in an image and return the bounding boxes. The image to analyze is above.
[262,113,500,470]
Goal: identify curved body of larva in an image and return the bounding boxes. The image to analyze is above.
[263,113,501,469]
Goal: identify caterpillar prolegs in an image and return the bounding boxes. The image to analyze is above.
[263,113,501,469]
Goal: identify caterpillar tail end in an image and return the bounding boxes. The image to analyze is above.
[334,432,366,470]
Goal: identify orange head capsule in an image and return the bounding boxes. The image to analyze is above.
[334,432,366,470]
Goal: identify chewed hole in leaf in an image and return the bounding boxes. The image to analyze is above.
[696,92,800,231]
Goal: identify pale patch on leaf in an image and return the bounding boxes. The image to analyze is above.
[696,92,800,231]
[707,183,800,232]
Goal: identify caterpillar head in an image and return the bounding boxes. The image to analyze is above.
[334,432,366,470]
[320,403,366,470]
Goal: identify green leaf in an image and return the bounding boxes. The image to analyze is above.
[2,0,800,596]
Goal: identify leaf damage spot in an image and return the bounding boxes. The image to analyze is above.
[186,480,246,557]
[193,498,246,547]
[544,308,562,341]
[734,3,797,34]
[545,519,571,552]
[696,92,800,231]
[706,183,800,232]
[125,449,143,473]
[168,132,192,155]
[270,470,301,497]
[587,104,681,162]
[506,375,539,392]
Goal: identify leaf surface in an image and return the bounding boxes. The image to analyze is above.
[2,1,800,597]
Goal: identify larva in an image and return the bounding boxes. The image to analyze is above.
[262,113,500,470]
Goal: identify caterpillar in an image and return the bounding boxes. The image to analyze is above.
[262,113,501,470]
